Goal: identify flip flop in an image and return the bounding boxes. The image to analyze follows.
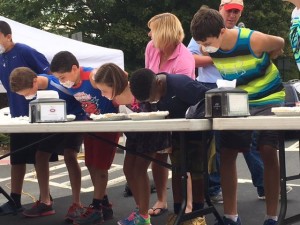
[148,207,168,217]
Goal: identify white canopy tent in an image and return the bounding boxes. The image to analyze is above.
[0,16,124,93]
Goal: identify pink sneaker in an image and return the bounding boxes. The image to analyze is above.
[23,200,55,217]
[65,203,85,222]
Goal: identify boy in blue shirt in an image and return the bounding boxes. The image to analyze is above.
[50,51,119,225]
[10,67,86,222]
[0,20,54,215]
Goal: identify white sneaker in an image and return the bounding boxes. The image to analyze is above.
[210,191,223,204]
[257,185,293,200]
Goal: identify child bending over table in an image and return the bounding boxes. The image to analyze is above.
[50,51,119,225]
[10,67,86,221]
[129,68,210,225]
[93,62,171,225]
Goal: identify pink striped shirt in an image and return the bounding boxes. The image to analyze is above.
[145,40,195,79]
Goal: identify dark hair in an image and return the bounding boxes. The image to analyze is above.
[190,6,225,42]
[10,67,37,92]
[0,21,12,36]
[129,68,156,102]
[94,63,128,97]
[50,51,79,73]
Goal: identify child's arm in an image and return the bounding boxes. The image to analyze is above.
[193,54,214,67]
[250,31,285,59]
[89,68,99,88]
[188,39,214,67]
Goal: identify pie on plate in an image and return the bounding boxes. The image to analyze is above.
[66,114,76,121]
[90,113,128,121]
[128,111,169,120]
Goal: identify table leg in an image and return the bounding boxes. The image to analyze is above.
[202,132,224,225]
[173,132,187,225]
[278,131,288,224]
[173,131,224,225]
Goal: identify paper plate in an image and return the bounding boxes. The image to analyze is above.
[271,107,300,116]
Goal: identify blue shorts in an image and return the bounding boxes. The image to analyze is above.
[10,133,58,165]
[38,133,83,154]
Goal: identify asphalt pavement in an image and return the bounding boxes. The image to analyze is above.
[0,140,300,225]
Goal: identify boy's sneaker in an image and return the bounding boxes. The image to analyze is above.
[210,191,223,204]
[123,183,156,197]
[102,203,113,220]
[286,185,293,193]
[0,201,24,216]
[118,209,139,225]
[133,214,151,225]
[23,200,55,217]
[258,185,293,200]
[73,205,104,225]
[65,203,85,222]
[263,219,277,225]
[123,183,133,197]
[258,195,266,200]
[215,216,241,225]
[279,185,293,200]
[257,187,265,200]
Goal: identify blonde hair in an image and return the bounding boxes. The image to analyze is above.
[148,13,184,50]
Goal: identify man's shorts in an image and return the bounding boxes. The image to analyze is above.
[220,104,281,151]
[170,131,212,179]
[10,133,58,165]
[84,132,120,170]
[38,133,84,154]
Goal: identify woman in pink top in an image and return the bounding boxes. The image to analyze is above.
[145,14,195,79]
[145,12,195,217]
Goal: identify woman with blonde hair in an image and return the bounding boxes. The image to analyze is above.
[146,13,195,79]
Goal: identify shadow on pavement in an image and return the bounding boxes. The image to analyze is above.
[0,182,299,225]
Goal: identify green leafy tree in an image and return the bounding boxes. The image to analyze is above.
[0,0,298,78]
[0,0,219,71]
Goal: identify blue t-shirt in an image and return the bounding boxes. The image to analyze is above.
[157,73,208,118]
[0,43,50,117]
[40,74,86,121]
[68,67,117,117]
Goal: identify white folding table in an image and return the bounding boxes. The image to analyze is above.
[0,118,224,224]
[0,119,210,133]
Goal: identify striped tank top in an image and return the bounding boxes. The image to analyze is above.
[210,28,285,107]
